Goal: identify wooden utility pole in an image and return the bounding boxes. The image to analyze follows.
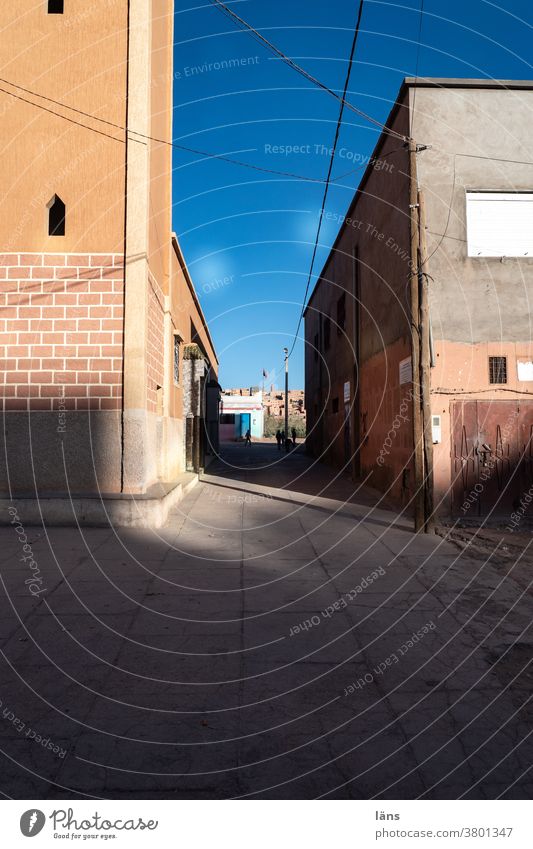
[409,140,425,533]
[418,189,435,532]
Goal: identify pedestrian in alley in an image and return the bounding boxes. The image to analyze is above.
[276,429,283,450]
[291,427,297,446]
[244,429,252,447]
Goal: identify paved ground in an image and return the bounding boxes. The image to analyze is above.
[0,442,532,799]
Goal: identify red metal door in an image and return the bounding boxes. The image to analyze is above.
[451,400,533,518]
[517,404,533,507]
[451,401,478,517]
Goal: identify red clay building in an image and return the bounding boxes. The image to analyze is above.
[305,78,533,525]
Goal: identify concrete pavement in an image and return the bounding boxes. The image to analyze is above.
[0,442,532,799]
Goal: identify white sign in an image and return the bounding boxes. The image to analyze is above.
[466,191,533,257]
[343,381,350,402]
[399,356,412,385]
[517,360,533,382]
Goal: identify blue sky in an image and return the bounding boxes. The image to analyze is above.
[172,0,533,389]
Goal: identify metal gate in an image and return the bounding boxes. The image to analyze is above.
[451,400,533,518]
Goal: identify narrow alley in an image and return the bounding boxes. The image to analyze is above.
[0,444,531,799]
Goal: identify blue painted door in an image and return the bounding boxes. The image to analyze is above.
[240,413,251,438]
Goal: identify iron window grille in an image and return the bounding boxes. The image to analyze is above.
[489,356,507,384]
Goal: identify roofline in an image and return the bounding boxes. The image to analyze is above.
[402,77,533,90]
[171,233,219,367]
[304,85,409,316]
[303,76,533,317]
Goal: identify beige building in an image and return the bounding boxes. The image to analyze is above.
[0,1,218,525]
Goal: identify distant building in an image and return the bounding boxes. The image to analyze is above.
[305,78,533,524]
[220,386,306,437]
[263,388,306,425]
[224,387,259,397]
[220,391,264,441]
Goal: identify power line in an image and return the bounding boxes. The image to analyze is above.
[410,0,425,137]
[415,0,425,76]
[7,75,533,190]
[331,144,407,183]
[287,0,366,359]
[6,76,533,270]
[208,0,408,143]
[456,152,533,167]
[0,78,326,184]
[424,154,457,263]
[415,148,533,264]
[0,84,127,144]
[0,78,410,187]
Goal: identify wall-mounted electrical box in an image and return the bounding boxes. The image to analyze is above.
[432,415,442,444]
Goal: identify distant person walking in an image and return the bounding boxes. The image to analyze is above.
[244,429,252,447]
[291,427,297,445]
[275,430,282,450]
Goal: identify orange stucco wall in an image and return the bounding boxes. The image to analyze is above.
[148,0,173,295]
[0,2,128,254]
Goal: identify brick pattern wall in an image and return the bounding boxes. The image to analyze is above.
[0,253,124,411]
[147,273,165,413]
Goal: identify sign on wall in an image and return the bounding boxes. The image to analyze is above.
[517,360,533,382]
[399,357,412,385]
[466,192,533,257]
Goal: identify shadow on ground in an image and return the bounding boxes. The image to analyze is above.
[0,444,531,799]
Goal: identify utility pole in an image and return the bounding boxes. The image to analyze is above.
[418,189,434,531]
[284,347,289,450]
[409,139,425,533]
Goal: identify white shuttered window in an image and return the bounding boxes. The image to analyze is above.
[466,192,533,257]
